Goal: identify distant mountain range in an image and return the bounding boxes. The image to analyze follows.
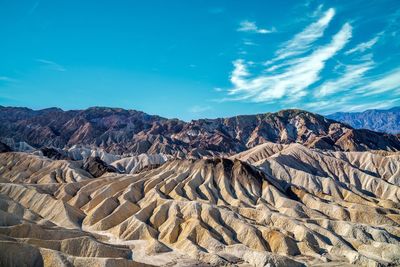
[1,106,400,156]
[328,106,400,134]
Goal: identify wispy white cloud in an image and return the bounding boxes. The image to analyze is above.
[356,68,400,96]
[228,22,352,103]
[36,59,66,72]
[272,8,335,62]
[222,6,399,113]
[189,105,212,113]
[315,58,374,97]
[305,97,399,114]
[345,35,380,55]
[307,66,400,114]
[243,39,257,46]
[237,20,275,34]
[342,99,400,112]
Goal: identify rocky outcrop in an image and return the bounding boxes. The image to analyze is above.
[40,147,68,160]
[83,156,119,178]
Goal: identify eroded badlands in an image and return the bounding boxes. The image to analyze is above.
[1,143,400,266]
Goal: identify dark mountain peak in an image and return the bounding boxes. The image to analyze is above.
[82,106,139,116]
[0,106,31,111]
[388,106,400,112]
[39,107,64,112]
[276,108,305,115]
[274,108,329,121]
[80,106,166,122]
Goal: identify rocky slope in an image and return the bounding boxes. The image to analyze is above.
[1,143,400,266]
[1,106,400,157]
[328,106,400,134]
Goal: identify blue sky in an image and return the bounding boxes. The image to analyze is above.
[0,0,399,120]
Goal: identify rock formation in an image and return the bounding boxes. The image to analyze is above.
[1,142,400,266]
[82,156,119,178]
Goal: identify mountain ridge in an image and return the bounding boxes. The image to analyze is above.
[1,106,400,157]
[328,106,400,134]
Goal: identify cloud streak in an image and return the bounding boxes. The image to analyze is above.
[223,5,400,113]
[315,59,374,97]
[305,97,399,114]
[237,20,275,34]
[357,68,400,96]
[36,59,66,72]
[345,35,380,55]
[307,59,400,114]
[229,16,352,103]
[189,105,212,113]
[272,8,335,62]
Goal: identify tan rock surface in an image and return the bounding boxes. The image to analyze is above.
[1,144,400,266]
[0,152,91,183]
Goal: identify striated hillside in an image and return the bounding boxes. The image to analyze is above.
[1,143,400,266]
[328,106,400,134]
[1,106,400,157]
